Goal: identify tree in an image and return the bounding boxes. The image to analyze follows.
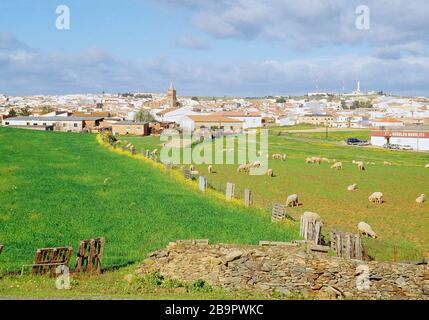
[8,108,17,117]
[191,97,199,101]
[276,97,286,104]
[41,106,54,114]
[18,107,31,116]
[135,110,155,123]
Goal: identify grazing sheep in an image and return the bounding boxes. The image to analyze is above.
[358,222,378,239]
[369,192,384,204]
[312,157,322,164]
[425,164,429,168]
[208,165,213,174]
[272,153,286,160]
[331,162,343,170]
[303,211,322,222]
[348,184,358,191]
[252,161,262,168]
[237,163,250,173]
[357,163,365,171]
[150,149,159,156]
[306,157,313,164]
[190,165,195,171]
[416,194,426,204]
[321,157,330,163]
[286,194,299,207]
[267,169,274,177]
[384,161,392,166]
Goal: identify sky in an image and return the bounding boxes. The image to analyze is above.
[0,0,429,97]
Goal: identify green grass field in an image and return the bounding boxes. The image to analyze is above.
[0,127,299,274]
[119,129,429,261]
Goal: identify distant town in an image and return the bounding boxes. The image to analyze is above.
[1,82,429,151]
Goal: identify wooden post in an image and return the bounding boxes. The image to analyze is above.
[226,183,235,200]
[166,163,171,173]
[199,176,207,192]
[244,189,252,207]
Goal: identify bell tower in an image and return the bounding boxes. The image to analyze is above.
[167,83,177,108]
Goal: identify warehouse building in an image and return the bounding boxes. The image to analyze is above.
[370,126,429,151]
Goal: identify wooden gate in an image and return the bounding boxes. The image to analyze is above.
[271,203,286,223]
[300,215,322,245]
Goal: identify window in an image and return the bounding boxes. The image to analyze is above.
[33,123,38,126]
[43,123,47,126]
[63,123,67,127]
[27,122,30,126]
[74,123,78,128]
[5,122,9,125]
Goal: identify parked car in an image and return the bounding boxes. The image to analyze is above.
[401,145,413,151]
[346,138,368,146]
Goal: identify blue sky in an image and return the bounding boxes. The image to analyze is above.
[1,0,429,96]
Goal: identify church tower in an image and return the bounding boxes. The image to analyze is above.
[167,83,177,108]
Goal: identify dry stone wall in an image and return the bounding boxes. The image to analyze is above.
[139,240,429,300]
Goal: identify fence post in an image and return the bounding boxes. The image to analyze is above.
[199,176,207,192]
[226,182,235,200]
[244,189,252,207]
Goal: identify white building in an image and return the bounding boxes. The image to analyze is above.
[370,126,429,151]
[370,118,404,128]
[216,111,262,129]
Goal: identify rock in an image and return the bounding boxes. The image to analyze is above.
[223,250,243,263]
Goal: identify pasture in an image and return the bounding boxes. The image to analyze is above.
[126,129,429,261]
[0,127,299,273]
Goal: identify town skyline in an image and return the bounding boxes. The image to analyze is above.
[1,0,429,97]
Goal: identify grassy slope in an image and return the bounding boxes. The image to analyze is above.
[0,127,299,273]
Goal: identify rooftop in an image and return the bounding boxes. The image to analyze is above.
[188,115,243,123]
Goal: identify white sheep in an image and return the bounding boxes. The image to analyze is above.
[321,157,330,163]
[208,165,213,174]
[252,161,262,168]
[302,212,324,227]
[286,194,299,207]
[190,165,195,171]
[237,163,250,173]
[272,153,286,160]
[384,161,392,166]
[357,163,365,171]
[416,194,426,204]
[348,184,358,191]
[369,192,384,204]
[331,162,343,170]
[358,222,378,239]
[425,164,429,168]
[267,169,274,177]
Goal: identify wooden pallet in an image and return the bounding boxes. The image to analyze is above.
[330,231,363,260]
[271,203,286,223]
[31,247,73,276]
[74,237,105,274]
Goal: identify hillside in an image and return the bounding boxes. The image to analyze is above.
[0,127,298,273]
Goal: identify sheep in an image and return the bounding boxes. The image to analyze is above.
[416,194,426,204]
[358,222,378,239]
[267,169,274,177]
[190,165,195,171]
[348,184,358,191]
[331,162,343,170]
[384,161,392,166]
[321,157,330,163]
[369,192,384,204]
[303,211,322,221]
[312,157,322,164]
[306,157,313,164]
[286,194,299,207]
[237,163,250,173]
[357,163,365,171]
[208,165,213,174]
[272,153,286,160]
[425,164,429,168]
[190,170,199,175]
[252,161,262,168]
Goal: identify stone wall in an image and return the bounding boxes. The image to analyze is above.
[139,240,429,300]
